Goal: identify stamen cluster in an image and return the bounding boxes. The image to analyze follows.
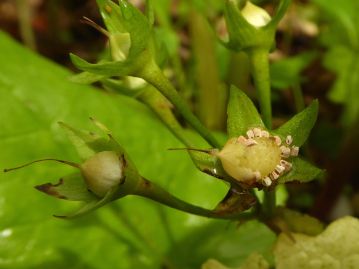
[217,128,299,187]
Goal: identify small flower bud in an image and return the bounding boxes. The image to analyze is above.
[241,1,271,28]
[80,151,125,197]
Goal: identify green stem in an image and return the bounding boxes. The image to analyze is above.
[133,177,254,221]
[139,61,221,148]
[247,49,272,128]
[137,86,194,148]
[247,48,275,217]
[137,86,225,177]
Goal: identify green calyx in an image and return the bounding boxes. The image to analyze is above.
[224,0,291,52]
[219,86,323,187]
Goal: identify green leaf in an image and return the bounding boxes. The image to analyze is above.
[0,32,275,268]
[279,157,324,184]
[227,85,264,138]
[274,100,318,147]
[35,173,97,202]
[274,217,359,268]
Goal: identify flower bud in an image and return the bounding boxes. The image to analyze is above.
[241,1,271,28]
[80,151,125,197]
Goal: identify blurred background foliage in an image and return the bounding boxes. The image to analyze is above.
[0,0,358,268]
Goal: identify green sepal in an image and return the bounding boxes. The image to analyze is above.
[223,0,290,52]
[264,0,292,30]
[53,187,121,219]
[223,0,274,51]
[70,53,135,77]
[35,173,97,202]
[279,157,324,184]
[58,121,123,161]
[227,85,264,138]
[96,0,152,59]
[274,100,319,147]
[69,71,106,84]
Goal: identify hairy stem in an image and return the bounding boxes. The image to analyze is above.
[133,177,254,220]
[139,61,221,148]
[137,86,194,148]
[248,49,272,128]
[247,48,275,217]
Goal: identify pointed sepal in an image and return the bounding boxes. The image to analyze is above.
[227,85,264,138]
[53,187,121,219]
[274,100,319,147]
[278,157,324,184]
[35,173,97,202]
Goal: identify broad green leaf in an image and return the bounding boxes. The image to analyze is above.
[274,217,359,269]
[0,32,275,268]
[279,157,324,184]
[227,85,264,138]
[274,100,318,147]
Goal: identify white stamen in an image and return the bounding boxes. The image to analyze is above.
[243,138,258,146]
[261,130,269,137]
[280,146,291,158]
[273,136,282,146]
[253,128,262,137]
[246,129,254,139]
[275,164,286,174]
[286,135,293,145]
[271,171,279,180]
[291,146,299,156]
[236,136,247,144]
[263,177,272,186]
[280,160,292,170]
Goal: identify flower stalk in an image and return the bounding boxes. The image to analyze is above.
[133,177,254,220]
[138,61,221,149]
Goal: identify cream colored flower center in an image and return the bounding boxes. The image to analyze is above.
[216,128,298,187]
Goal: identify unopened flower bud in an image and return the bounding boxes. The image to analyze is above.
[241,1,271,28]
[80,151,125,197]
